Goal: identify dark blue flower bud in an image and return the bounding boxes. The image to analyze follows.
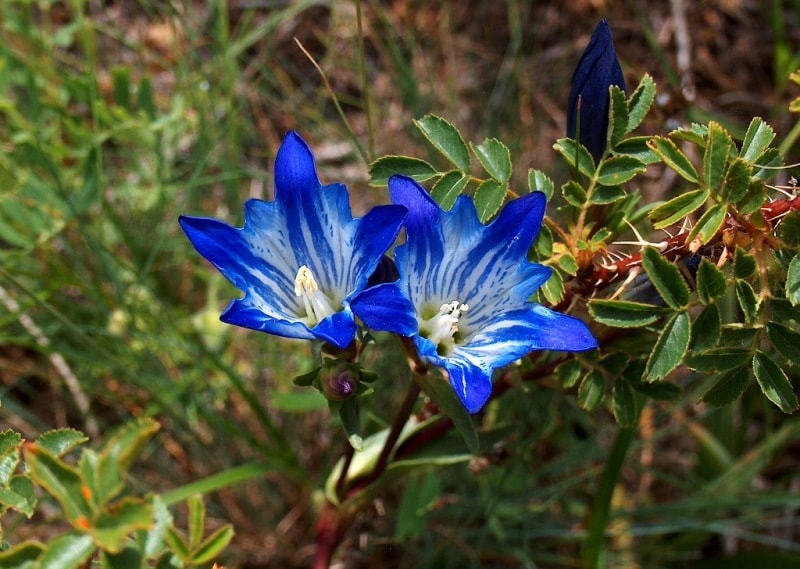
[567,19,626,162]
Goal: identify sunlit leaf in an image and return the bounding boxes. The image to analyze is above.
[753,351,798,413]
[414,114,471,170]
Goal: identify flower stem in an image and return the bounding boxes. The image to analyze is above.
[372,379,421,478]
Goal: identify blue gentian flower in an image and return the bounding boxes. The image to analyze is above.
[179,131,407,350]
[352,176,598,413]
[567,19,626,162]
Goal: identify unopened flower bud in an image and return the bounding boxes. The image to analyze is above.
[567,19,626,162]
[319,363,358,401]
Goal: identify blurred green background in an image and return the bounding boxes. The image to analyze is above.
[2,1,800,567]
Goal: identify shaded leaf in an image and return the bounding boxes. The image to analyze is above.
[696,258,727,304]
[721,158,752,203]
[787,254,800,305]
[369,156,437,186]
[578,371,605,411]
[767,322,800,364]
[590,184,627,204]
[645,311,691,381]
[753,351,798,413]
[415,374,479,453]
[691,303,721,352]
[642,247,691,309]
[735,280,759,324]
[686,349,752,372]
[631,380,680,401]
[588,299,664,328]
[702,366,750,407]
[528,168,555,201]
[734,248,756,279]
[613,379,639,427]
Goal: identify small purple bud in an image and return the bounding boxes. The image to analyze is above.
[320,363,358,401]
[567,19,626,162]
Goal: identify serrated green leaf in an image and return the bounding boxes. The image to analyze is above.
[37,429,88,457]
[630,380,680,401]
[687,204,727,245]
[740,117,776,162]
[735,279,759,324]
[590,185,627,204]
[164,526,191,562]
[588,299,664,328]
[753,147,783,180]
[38,533,95,569]
[767,322,800,364]
[416,374,479,453]
[691,303,721,352]
[471,138,512,182]
[596,155,646,186]
[0,539,45,567]
[369,155,437,186]
[649,189,709,230]
[101,546,142,569]
[612,379,639,427]
[685,348,752,372]
[25,444,91,525]
[413,114,471,170]
[192,524,235,564]
[646,311,691,381]
[626,74,656,133]
[670,123,708,145]
[0,429,23,456]
[102,418,160,477]
[787,254,800,305]
[93,498,153,553]
[703,121,733,190]
[753,351,798,413]
[431,170,469,210]
[557,254,578,276]
[647,136,699,183]
[642,247,691,309]
[554,138,595,178]
[696,258,727,304]
[556,359,584,388]
[473,179,506,223]
[734,247,756,279]
[614,136,660,164]
[540,268,564,305]
[561,180,587,207]
[578,371,605,411]
[8,475,36,517]
[608,86,629,148]
[188,494,205,548]
[701,366,750,407]
[528,168,554,201]
[720,157,752,203]
[779,211,800,246]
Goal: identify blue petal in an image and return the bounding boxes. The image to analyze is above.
[347,204,407,298]
[179,214,298,319]
[350,283,418,336]
[312,308,359,350]
[221,300,315,341]
[459,306,598,371]
[444,359,493,414]
[274,131,354,296]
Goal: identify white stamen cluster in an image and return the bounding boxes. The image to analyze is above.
[294,265,336,325]
[423,301,469,346]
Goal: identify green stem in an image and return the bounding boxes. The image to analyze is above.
[581,426,635,569]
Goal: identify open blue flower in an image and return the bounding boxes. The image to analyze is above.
[567,19,626,162]
[352,176,598,413]
[179,131,407,350]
